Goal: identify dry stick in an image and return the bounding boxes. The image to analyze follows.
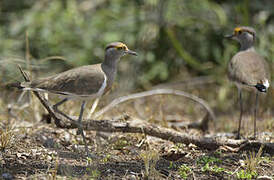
[17,67,274,154]
[94,89,216,121]
[81,118,220,150]
[80,117,273,154]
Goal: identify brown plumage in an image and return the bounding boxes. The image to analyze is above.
[228,50,270,91]
[21,64,108,97]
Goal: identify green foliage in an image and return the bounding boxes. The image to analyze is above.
[89,170,101,179]
[236,169,257,179]
[112,137,130,150]
[168,161,175,169]
[85,157,100,179]
[174,143,185,151]
[0,0,273,88]
[101,154,111,163]
[178,164,192,179]
[201,163,225,174]
[197,156,232,175]
[197,156,222,165]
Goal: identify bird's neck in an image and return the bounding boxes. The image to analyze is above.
[240,41,255,51]
[101,54,120,86]
[102,53,120,69]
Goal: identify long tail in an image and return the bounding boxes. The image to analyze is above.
[255,79,270,93]
[255,83,267,93]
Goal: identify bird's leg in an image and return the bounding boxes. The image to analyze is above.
[87,97,105,152]
[236,89,243,139]
[87,97,100,119]
[253,91,259,139]
[53,98,68,109]
[52,98,74,121]
[76,101,90,157]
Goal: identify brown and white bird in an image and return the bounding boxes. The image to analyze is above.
[226,26,270,139]
[11,42,137,156]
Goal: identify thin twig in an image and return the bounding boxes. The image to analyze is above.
[40,56,67,62]
[18,65,29,82]
[94,89,216,121]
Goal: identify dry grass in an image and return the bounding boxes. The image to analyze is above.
[0,128,13,151]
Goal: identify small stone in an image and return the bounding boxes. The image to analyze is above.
[2,172,14,180]
[126,174,137,180]
[47,155,53,161]
[239,159,245,166]
[64,132,71,142]
[31,149,37,154]
[43,138,56,148]
[16,153,22,158]
[188,143,197,149]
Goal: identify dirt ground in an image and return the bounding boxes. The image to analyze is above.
[1,121,273,180]
[0,91,273,179]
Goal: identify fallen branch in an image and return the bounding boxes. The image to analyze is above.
[94,88,216,121]
[55,116,274,155]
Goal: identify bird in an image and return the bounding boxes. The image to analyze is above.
[225,26,270,139]
[10,42,137,156]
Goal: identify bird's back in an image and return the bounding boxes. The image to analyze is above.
[23,64,107,97]
[228,50,270,89]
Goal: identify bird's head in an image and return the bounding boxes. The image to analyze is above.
[225,26,256,45]
[105,42,137,60]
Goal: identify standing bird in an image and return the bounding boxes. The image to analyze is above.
[226,26,270,139]
[11,42,137,156]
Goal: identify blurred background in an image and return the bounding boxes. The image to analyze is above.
[0,0,273,132]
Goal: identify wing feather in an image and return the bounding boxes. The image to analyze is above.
[228,51,270,87]
[29,64,106,96]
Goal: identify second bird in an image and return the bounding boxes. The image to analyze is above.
[226,26,270,139]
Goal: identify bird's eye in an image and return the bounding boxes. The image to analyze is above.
[238,30,242,35]
[117,46,123,50]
